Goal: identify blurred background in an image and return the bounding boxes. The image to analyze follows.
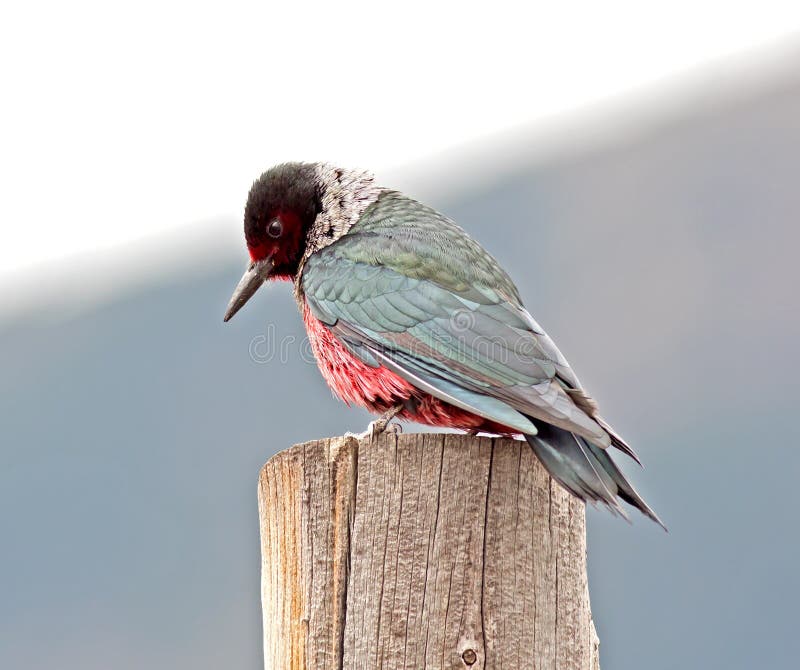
[2,2,799,668]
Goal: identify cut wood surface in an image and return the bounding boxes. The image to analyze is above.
[258,433,600,670]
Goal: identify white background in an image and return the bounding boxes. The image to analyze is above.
[1,1,799,276]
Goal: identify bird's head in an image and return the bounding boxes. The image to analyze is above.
[223,162,320,322]
[224,162,379,322]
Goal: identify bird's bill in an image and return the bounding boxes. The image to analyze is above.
[223,257,274,322]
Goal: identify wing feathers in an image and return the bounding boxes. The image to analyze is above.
[372,349,539,436]
[299,191,661,525]
[302,196,615,449]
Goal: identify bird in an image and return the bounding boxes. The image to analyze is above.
[224,162,664,528]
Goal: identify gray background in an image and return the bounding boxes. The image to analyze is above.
[2,62,799,668]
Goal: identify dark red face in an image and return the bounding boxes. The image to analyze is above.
[246,209,306,278]
[243,163,320,279]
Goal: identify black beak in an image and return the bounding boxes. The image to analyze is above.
[223,257,274,322]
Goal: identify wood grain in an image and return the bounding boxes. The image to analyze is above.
[258,433,600,670]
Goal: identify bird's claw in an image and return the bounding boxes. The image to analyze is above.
[372,417,403,436]
[346,406,404,440]
[346,418,403,441]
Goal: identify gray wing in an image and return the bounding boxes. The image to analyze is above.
[302,192,614,446]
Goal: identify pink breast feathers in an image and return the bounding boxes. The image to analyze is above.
[300,301,519,436]
[301,301,414,412]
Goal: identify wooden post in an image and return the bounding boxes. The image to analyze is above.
[258,433,600,670]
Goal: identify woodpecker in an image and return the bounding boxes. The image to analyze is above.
[224,162,664,527]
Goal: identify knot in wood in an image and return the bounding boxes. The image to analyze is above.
[462,648,478,665]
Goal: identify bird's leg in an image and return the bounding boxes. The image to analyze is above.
[348,404,404,440]
[370,404,404,436]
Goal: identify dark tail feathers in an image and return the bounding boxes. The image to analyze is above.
[524,421,666,530]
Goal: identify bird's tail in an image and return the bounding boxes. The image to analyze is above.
[524,421,666,529]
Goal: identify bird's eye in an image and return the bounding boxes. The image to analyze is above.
[267,219,283,238]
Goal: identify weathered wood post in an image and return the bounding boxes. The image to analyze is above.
[258,433,600,670]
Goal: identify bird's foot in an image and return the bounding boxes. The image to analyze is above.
[347,405,404,440]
